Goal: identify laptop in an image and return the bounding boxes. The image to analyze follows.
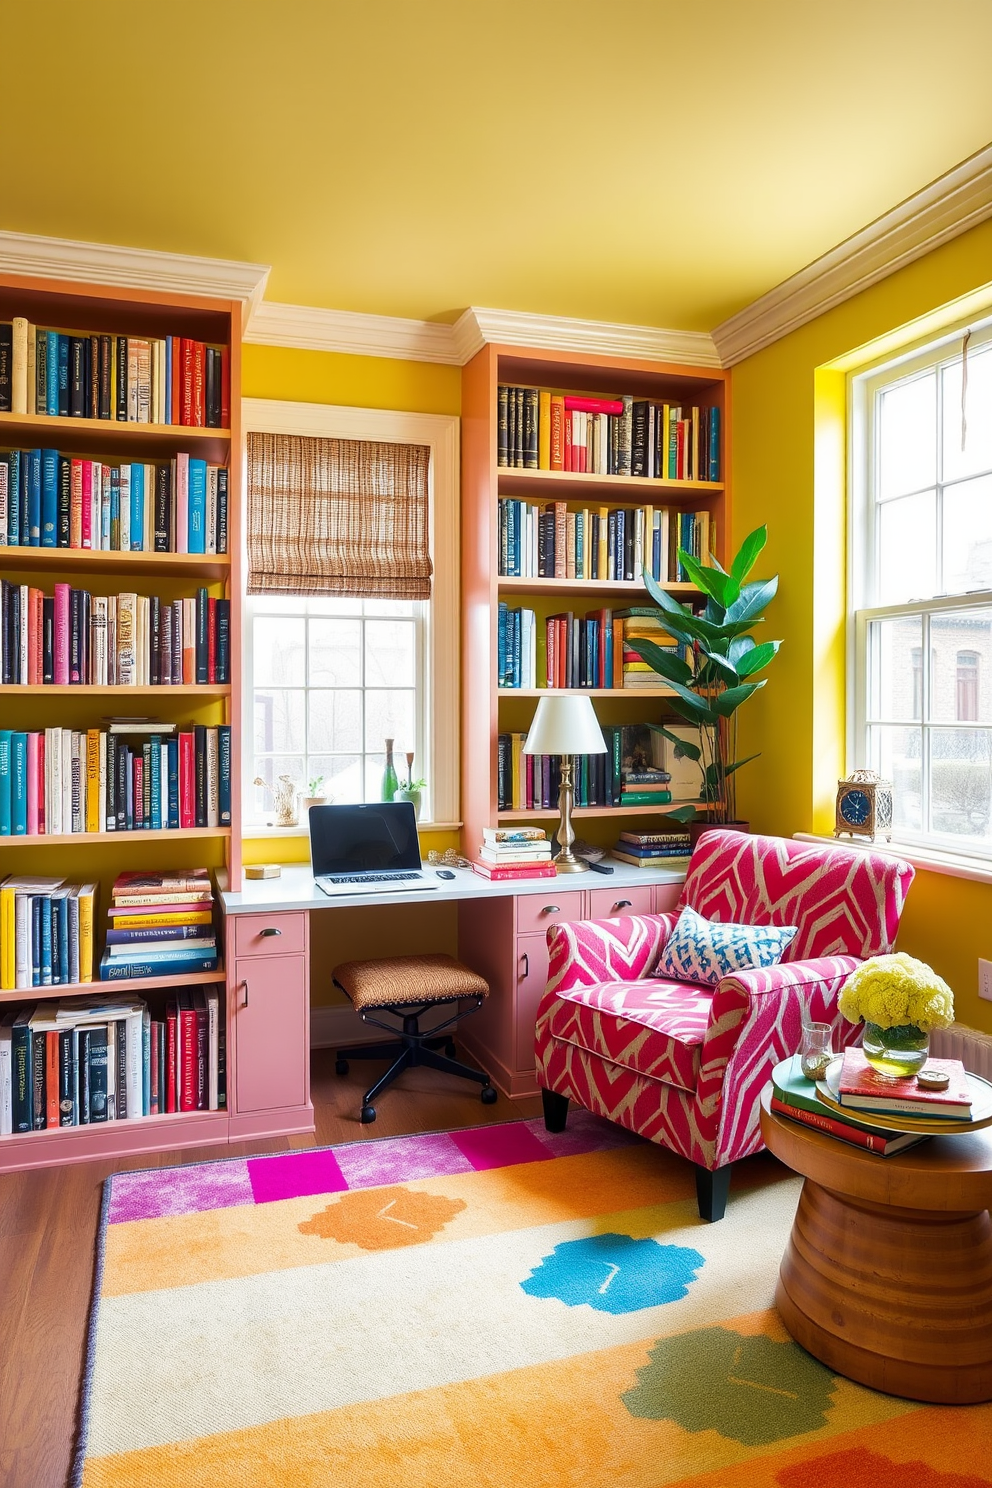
[309,801,438,897]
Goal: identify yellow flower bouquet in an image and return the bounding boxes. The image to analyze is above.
[838,953,954,1032]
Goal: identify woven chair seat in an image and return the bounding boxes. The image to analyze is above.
[333,953,490,1011]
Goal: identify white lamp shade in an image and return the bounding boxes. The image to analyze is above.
[522,694,608,756]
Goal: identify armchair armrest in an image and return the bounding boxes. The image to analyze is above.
[546,912,679,995]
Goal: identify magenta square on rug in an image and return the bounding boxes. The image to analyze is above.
[335,1130,475,1189]
[450,1121,553,1171]
[107,1160,254,1224]
[247,1148,348,1204]
[525,1108,642,1159]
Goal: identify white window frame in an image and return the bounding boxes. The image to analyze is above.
[241,398,460,832]
[849,318,992,861]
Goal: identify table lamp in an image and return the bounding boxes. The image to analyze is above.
[523,695,607,873]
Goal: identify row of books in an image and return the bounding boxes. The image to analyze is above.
[610,830,692,867]
[0,320,229,427]
[771,1053,934,1156]
[472,826,556,881]
[497,387,720,482]
[0,723,233,838]
[1,875,97,990]
[99,870,219,981]
[0,448,229,555]
[498,498,713,583]
[1,582,230,687]
[498,725,675,811]
[498,605,679,692]
[0,986,225,1135]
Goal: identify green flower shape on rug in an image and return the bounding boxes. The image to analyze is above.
[521,1233,704,1314]
[622,1326,837,1444]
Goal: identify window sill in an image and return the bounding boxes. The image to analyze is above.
[794,833,992,886]
[244,821,463,839]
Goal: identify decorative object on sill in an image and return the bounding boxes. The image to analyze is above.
[300,776,329,814]
[523,695,608,873]
[245,863,282,880]
[393,754,425,820]
[426,848,472,868]
[254,773,300,827]
[799,1021,834,1082]
[627,524,781,829]
[381,738,400,803]
[839,952,954,1079]
[835,768,893,842]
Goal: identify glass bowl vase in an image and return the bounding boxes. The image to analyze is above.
[862,1020,929,1079]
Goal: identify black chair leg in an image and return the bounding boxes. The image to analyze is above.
[695,1163,732,1222]
[362,1046,414,1107]
[541,1088,570,1133]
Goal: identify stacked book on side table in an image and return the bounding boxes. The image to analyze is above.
[611,829,691,868]
[99,870,218,980]
[473,827,556,881]
[771,1053,932,1156]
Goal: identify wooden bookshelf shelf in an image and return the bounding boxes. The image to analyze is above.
[0,683,230,697]
[0,963,226,1004]
[0,546,231,580]
[497,576,698,596]
[0,826,231,848]
[0,410,230,463]
[497,468,723,500]
[498,804,697,821]
[498,687,676,699]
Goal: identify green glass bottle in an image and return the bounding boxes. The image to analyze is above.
[381,738,399,803]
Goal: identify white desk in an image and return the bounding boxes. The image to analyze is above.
[218,861,686,1123]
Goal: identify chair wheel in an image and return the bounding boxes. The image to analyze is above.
[481,1084,498,1105]
[335,1058,349,1076]
[445,1040,457,1057]
[360,1104,377,1124]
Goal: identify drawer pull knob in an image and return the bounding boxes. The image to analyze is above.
[542,905,561,914]
[242,978,250,1008]
[260,927,282,938]
[614,900,632,911]
[521,952,529,978]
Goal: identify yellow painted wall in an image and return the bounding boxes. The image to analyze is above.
[241,345,462,1001]
[732,219,992,1032]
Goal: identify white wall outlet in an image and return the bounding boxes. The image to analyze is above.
[980,959,992,1002]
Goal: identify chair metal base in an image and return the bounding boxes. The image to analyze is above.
[335,996,497,1121]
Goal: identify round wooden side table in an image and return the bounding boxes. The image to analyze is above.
[759,1086,992,1403]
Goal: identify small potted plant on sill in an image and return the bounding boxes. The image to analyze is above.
[299,776,330,814]
[626,524,782,841]
[393,752,425,819]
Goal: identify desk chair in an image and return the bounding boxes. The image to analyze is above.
[332,953,499,1123]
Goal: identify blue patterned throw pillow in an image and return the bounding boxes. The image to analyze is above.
[658,906,798,987]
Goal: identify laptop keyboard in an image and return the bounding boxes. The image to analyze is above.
[328,872,421,883]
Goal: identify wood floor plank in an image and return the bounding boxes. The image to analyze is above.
[0,1045,542,1488]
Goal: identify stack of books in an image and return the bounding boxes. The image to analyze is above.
[473,828,556,881]
[0,985,224,1134]
[611,830,691,867]
[771,1053,937,1156]
[619,769,672,807]
[0,875,97,990]
[98,871,218,980]
[621,611,679,690]
[836,1047,973,1121]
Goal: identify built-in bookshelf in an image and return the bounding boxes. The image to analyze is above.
[0,272,242,1173]
[461,344,730,851]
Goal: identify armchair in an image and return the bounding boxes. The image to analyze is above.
[534,830,915,1221]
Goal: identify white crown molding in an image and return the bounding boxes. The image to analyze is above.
[454,307,722,368]
[712,142,992,366]
[245,300,463,363]
[244,300,722,369]
[0,229,270,328]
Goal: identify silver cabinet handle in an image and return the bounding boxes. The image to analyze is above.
[614,899,632,911]
[260,927,282,937]
[521,952,529,978]
[542,905,561,914]
[242,978,249,1008]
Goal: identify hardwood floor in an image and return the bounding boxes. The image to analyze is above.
[0,1046,543,1488]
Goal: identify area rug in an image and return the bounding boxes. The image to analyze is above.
[75,1114,992,1488]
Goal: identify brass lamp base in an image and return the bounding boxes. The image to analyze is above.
[553,756,589,873]
[554,851,589,874]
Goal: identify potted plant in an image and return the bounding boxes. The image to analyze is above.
[626,524,781,833]
[299,775,329,813]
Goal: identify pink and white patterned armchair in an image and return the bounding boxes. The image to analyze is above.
[535,830,915,1220]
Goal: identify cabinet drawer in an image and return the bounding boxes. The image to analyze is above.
[588,885,654,920]
[234,912,307,958]
[653,883,682,914]
[515,890,584,938]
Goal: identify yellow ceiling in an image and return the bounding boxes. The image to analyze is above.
[5,0,992,332]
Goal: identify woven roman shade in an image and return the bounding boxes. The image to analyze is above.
[246,432,433,598]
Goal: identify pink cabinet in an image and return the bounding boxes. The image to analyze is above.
[226,910,312,1136]
[588,884,654,919]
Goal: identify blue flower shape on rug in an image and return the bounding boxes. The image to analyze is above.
[521,1233,703,1314]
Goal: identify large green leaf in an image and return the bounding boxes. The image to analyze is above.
[724,576,779,627]
[625,638,693,685]
[696,651,739,686]
[703,753,761,787]
[730,525,767,584]
[710,681,764,716]
[728,636,756,666]
[652,724,701,762]
[677,550,738,609]
[663,804,701,823]
[643,572,696,619]
[735,640,781,677]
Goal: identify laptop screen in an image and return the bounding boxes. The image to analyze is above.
[308,802,422,876]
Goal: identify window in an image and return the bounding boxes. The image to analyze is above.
[852,325,992,855]
[242,399,460,831]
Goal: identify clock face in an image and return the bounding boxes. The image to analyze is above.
[840,788,872,826]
